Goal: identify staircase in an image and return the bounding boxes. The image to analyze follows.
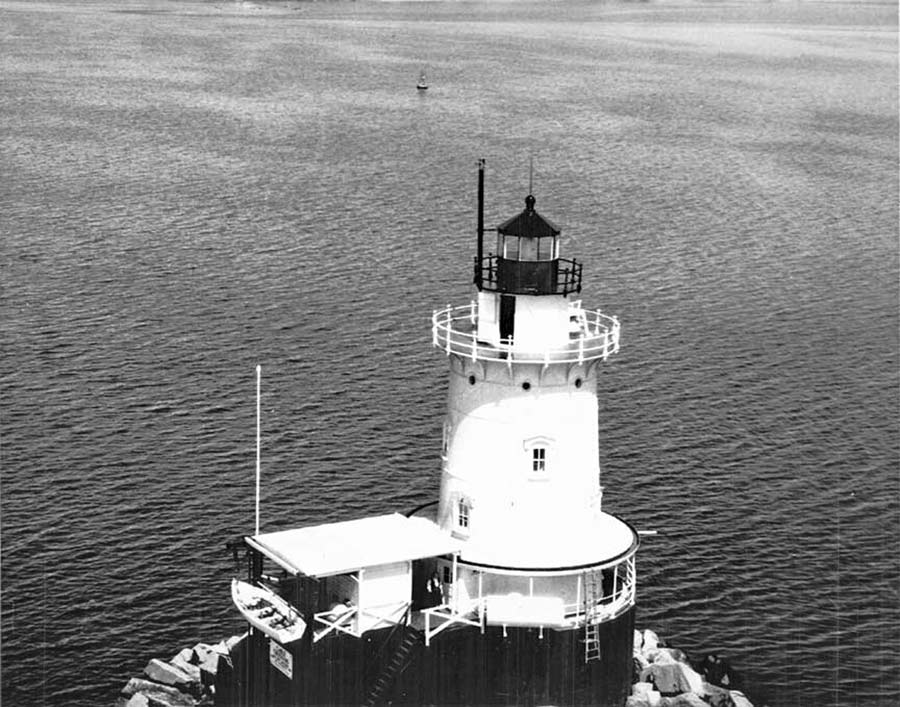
[583,573,602,663]
[362,625,423,707]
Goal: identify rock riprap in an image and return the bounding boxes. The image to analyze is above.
[628,628,759,707]
[116,635,242,707]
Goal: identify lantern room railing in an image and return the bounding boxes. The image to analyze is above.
[432,302,620,365]
[474,255,582,296]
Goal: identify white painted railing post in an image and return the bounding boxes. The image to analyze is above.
[576,575,582,622]
[444,306,452,354]
[613,564,618,603]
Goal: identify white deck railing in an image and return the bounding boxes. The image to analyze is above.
[423,602,483,646]
[312,601,410,643]
[432,302,620,365]
[422,557,636,645]
[569,558,637,625]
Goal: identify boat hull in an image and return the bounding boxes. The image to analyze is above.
[216,606,635,706]
[231,579,306,645]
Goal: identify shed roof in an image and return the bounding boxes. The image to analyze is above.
[246,513,460,578]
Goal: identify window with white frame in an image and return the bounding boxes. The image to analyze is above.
[523,436,554,478]
[457,498,470,529]
[532,447,546,472]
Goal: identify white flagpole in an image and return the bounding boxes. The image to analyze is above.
[255,364,261,537]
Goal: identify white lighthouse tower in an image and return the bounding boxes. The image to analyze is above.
[423,160,639,701]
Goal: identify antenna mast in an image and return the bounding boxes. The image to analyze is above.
[255,364,261,537]
[476,158,485,289]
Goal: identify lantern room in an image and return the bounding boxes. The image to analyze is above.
[474,194,582,297]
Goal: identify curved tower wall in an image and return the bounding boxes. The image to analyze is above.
[437,353,603,568]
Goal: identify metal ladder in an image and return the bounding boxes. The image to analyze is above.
[583,572,602,663]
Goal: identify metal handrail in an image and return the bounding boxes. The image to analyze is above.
[431,302,620,365]
[474,255,583,296]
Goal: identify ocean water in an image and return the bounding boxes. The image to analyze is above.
[1,1,897,705]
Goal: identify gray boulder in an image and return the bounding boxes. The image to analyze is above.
[642,629,660,653]
[663,646,689,663]
[631,680,662,706]
[641,662,704,696]
[659,694,707,707]
[224,633,244,652]
[729,690,754,707]
[190,642,221,687]
[124,693,151,707]
[144,658,194,688]
[645,648,681,665]
[173,657,202,682]
[143,658,202,700]
[121,678,196,707]
[702,682,737,707]
[191,643,217,664]
[170,652,202,681]
[633,654,650,682]
[172,648,194,665]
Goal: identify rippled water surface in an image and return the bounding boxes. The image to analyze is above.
[1,1,897,705]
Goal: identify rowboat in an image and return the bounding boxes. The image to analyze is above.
[231,578,307,644]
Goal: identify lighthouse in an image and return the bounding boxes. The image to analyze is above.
[420,159,640,703]
[221,161,639,707]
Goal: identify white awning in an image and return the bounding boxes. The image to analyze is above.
[246,513,461,578]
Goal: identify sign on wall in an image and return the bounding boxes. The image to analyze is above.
[269,639,293,679]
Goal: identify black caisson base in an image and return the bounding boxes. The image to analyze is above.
[217,607,635,706]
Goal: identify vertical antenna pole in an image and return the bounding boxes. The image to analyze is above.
[529,156,533,195]
[476,158,485,289]
[255,364,261,537]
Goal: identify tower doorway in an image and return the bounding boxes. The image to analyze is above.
[500,295,516,342]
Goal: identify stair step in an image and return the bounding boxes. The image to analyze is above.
[362,627,424,706]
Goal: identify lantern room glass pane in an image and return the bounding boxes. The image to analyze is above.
[536,237,552,260]
[502,236,519,260]
[519,237,538,261]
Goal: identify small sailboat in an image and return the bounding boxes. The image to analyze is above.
[232,578,307,644]
[416,71,428,91]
